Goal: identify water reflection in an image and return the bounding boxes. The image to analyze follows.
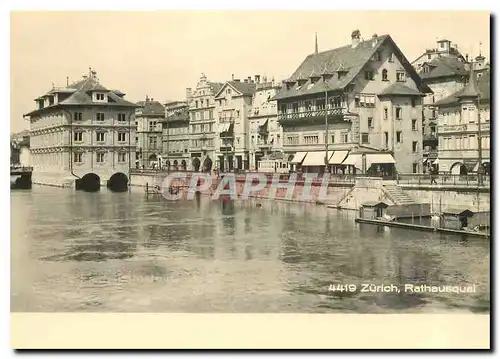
[11,187,490,313]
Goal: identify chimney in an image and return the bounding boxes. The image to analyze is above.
[234,79,241,82]
[66,77,69,86]
[186,87,192,101]
[466,54,469,62]
[351,29,361,48]
[255,75,261,83]
[248,76,252,83]
[151,98,154,101]
[146,95,149,102]
[232,74,235,80]
[371,34,378,48]
[244,78,249,83]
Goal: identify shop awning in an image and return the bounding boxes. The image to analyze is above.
[433,158,439,165]
[473,162,479,172]
[366,153,396,169]
[290,151,308,164]
[342,153,363,170]
[423,158,428,163]
[302,151,333,166]
[451,162,463,174]
[328,150,349,165]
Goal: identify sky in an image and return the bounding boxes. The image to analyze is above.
[10,11,490,134]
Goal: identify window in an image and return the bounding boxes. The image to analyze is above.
[73,132,83,142]
[342,133,349,143]
[396,131,402,143]
[96,113,105,121]
[195,101,198,108]
[118,133,126,142]
[412,141,418,152]
[373,51,381,61]
[427,54,432,60]
[396,72,406,82]
[396,107,402,120]
[430,125,436,135]
[361,133,369,144]
[96,132,105,142]
[364,71,374,81]
[135,136,138,143]
[412,163,418,173]
[368,117,373,128]
[96,93,105,101]
[73,153,82,163]
[388,53,394,62]
[382,69,388,81]
[118,113,126,122]
[384,108,388,120]
[411,98,417,107]
[74,112,83,121]
[149,136,158,147]
[118,153,127,163]
[331,134,335,143]
[96,153,105,163]
[412,119,417,131]
[384,132,389,147]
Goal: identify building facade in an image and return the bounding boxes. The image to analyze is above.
[274,30,432,175]
[214,77,256,171]
[247,76,284,171]
[187,74,223,171]
[11,130,30,166]
[413,38,490,171]
[25,69,137,190]
[135,96,165,168]
[162,100,190,170]
[435,69,490,176]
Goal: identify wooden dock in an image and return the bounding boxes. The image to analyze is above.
[354,218,490,238]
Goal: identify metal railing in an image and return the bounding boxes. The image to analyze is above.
[397,173,490,187]
[10,166,33,173]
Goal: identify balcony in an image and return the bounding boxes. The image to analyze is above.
[278,108,349,123]
[423,149,438,159]
[423,134,438,142]
[258,141,273,150]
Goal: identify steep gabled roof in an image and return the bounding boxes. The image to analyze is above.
[208,82,225,95]
[214,81,257,98]
[136,100,165,117]
[25,76,138,116]
[419,56,468,80]
[435,69,490,107]
[273,35,430,101]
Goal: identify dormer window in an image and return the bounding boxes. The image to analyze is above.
[94,92,106,102]
[373,51,381,61]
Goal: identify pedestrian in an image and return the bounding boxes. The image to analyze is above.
[430,167,437,185]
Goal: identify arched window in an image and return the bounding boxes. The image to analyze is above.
[382,69,388,81]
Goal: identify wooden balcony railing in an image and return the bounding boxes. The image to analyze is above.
[278,107,348,121]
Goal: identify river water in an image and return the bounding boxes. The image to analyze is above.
[11,186,490,313]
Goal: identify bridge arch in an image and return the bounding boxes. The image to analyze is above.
[77,173,101,192]
[107,172,129,192]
